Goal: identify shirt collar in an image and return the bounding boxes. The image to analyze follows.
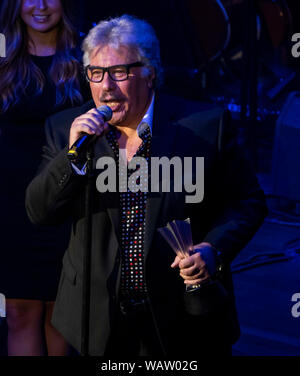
[136,93,155,138]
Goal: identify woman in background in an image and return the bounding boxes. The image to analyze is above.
[0,0,89,356]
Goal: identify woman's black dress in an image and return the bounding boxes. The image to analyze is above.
[0,55,89,300]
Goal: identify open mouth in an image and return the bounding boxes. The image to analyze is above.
[32,15,50,23]
[104,102,123,112]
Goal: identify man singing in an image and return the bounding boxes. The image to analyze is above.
[26,14,267,357]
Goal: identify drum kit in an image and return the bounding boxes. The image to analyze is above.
[183,0,292,64]
[173,0,295,120]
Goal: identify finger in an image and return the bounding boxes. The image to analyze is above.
[178,257,194,269]
[179,251,206,268]
[179,258,205,270]
[180,264,203,276]
[75,116,104,130]
[171,255,181,268]
[76,110,107,125]
[86,108,111,125]
[73,118,106,136]
[184,275,210,286]
[180,266,207,279]
[84,110,107,123]
[171,254,184,268]
[72,123,98,135]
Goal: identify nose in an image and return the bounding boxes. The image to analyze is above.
[101,71,117,91]
[35,0,47,10]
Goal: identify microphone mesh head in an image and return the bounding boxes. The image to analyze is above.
[96,105,113,121]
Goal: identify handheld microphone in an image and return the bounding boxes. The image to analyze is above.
[67,105,113,161]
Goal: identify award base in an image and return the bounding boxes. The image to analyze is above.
[184,280,229,316]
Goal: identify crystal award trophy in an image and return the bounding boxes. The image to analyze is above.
[158,218,229,315]
[158,218,202,292]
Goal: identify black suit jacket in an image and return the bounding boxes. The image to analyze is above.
[26,93,267,355]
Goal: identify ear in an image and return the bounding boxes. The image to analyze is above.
[147,66,156,89]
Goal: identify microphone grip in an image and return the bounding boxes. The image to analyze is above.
[67,105,113,161]
[67,133,98,161]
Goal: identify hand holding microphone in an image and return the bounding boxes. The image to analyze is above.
[68,105,112,161]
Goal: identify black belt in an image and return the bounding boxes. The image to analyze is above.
[119,297,149,316]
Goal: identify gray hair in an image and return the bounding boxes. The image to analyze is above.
[82,14,163,88]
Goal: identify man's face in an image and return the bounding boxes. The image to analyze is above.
[89,45,154,128]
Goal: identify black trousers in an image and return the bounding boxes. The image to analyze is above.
[104,298,165,357]
[104,298,232,358]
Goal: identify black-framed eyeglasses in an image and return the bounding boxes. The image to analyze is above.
[85,61,145,83]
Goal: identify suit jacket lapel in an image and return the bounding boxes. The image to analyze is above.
[93,133,120,242]
[75,101,121,242]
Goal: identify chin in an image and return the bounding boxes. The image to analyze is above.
[110,111,128,126]
[36,24,58,32]
[110,118,125,127]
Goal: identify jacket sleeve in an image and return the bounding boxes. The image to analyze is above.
[25,116,87,226]
[202,111,268,263]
